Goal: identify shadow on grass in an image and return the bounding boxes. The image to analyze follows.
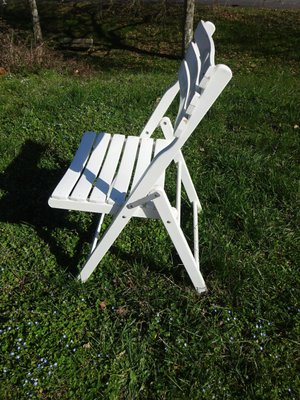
[88,16,180,61]
[0,140,91,276]
[0,140,214,290]
[216,12,300,63]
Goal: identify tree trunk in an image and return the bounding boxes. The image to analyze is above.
[28,0,42,46]
[182,0,195,56]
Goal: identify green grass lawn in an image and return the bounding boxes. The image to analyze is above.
[0,4,299,399]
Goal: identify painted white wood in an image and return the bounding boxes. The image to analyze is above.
[174,152,202,210]
[89,134,125,203]
[153,138,172,188]
[91,213,105,253]
[51,132,96,200]
[176,159,182,225]
[175,59,190,129]
[152,188,206,293]
[193,201,200,268]
[49,195,161,218]
[204,21,215,36]
[78,211,131,282]
[108,136,140,205]
[160,117,174,139]
[175,64,232,140]
[140,81,179,138]
[194,21,216,85]
[130,137,154,192]
[185,41,201,110]
[70,133,111,201]
[49,20,232,293]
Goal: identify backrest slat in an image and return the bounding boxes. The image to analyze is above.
[130,21,232,204]
[175,21,216,129]
[176,59,190,128]
[194,21,215,88]
[175,42,201,129]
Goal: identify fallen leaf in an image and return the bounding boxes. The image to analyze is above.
[116,306,129,317]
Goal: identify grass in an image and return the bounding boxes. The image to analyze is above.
[0,3,300,399]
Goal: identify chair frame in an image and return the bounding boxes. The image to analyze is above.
[49,21,232,293]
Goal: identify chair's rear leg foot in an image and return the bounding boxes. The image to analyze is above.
[152,189,207,293]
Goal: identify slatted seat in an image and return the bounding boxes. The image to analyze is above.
[49,132,172,218]
[49,21,232,292]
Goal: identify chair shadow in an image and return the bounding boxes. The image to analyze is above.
[0,140,202,288]
[0,140,91,276]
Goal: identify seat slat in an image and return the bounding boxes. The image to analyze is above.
[108,136,140,205]
[130,138,154,193]
[89,134,125,203]
[51,132,96,200]
[70,133,111,201]
[153,139,172,188]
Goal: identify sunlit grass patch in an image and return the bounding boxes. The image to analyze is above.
[0,3,299,399]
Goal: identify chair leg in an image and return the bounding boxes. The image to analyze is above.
[175,152,202,211]
[152,188,207,293]
[90,213,105,253]
[78,213,130,282]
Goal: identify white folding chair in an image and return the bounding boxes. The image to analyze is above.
[48,21,232,293]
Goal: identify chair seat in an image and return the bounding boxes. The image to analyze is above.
[49,132,173,217]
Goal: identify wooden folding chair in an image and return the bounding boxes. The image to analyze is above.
[48,21,232,293]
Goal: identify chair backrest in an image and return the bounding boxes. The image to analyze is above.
[128,21,232,204]
[175,20,220,131]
